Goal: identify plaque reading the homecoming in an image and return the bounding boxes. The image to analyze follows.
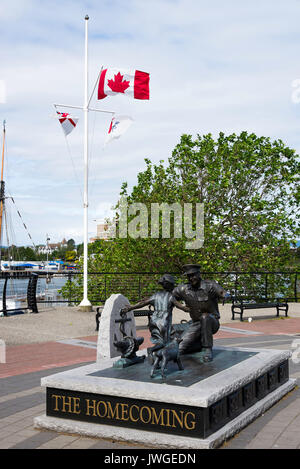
[46,387,204,438]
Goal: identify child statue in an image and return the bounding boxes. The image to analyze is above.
[120,274,189,363]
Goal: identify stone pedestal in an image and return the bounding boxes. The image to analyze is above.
[34,346,296,449]
[97,294,136,359]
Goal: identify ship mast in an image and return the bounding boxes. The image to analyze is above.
[0,120,6,253]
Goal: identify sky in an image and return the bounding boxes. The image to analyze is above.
[0,0,300,247]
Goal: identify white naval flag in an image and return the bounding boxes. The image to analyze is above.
[105,115,133,145]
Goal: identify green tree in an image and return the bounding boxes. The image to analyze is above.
[76,243,84,258]
[91,132,299,273]
[23,247,37,261]
[61,132,299,303]
[52,247,67,261]
[67,239,76,250]
[65,250,77,261]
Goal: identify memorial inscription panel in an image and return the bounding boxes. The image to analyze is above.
[46,358,290,439]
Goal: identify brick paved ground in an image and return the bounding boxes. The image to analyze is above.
[0,304,300,450]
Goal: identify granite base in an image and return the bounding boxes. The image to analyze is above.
[34,346,296,449]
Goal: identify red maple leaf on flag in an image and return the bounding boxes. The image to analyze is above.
[107,72,130,93]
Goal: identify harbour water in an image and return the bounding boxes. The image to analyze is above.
[0,275,68,302]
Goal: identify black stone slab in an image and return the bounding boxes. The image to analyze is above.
[46,386,207,438]
[89,349,257,387]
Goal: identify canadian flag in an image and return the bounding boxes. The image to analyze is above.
[98,68,149,100]
[57,111,78,136]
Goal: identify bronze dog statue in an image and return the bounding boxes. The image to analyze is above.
[150,336,184,379]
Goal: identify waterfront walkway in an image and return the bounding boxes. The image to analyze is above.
[0,303,300,449]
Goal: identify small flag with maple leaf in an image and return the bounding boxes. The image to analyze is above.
[98,68,149,100]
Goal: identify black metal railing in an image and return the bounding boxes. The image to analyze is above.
[40,270,300,305]
[0,270,299,314]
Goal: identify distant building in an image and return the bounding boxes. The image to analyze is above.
[90,221,115,243]
[37,238,68,255]
[37,245,52,255]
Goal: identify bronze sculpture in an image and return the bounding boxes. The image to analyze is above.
[113,308,146,368]
[118,267,225,374]
[172,264,225,362]
[120,274,189,365]
[113,336,145,366]
[150,336,184,379]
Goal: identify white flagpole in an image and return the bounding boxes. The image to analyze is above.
[79,14,92,311]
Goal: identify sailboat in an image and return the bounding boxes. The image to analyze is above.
[0,121,23,315]
[0,120,6,254]
[0,121,47,315]
[0,120,36,265]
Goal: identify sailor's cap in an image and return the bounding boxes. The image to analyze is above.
[182,264,201,275]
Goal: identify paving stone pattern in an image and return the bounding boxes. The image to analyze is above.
[1,304,300,449]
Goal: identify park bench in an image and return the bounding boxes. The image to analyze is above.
[231,298,289,322]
